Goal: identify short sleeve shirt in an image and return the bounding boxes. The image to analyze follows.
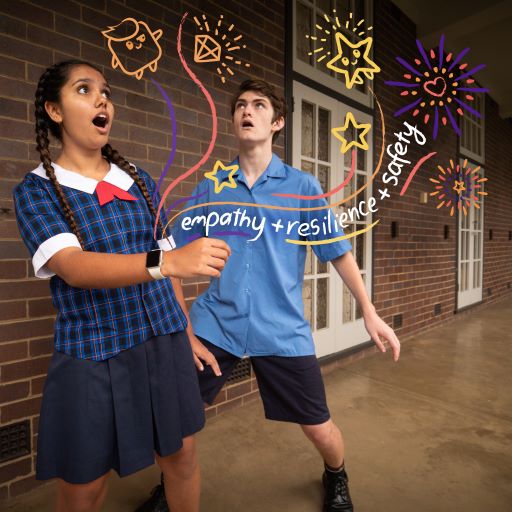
[13,162,187,361]
[172,154,352,357]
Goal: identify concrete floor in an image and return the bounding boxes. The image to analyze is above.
[5,297,512,511]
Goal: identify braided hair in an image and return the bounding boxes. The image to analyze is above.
[34,60,166,248]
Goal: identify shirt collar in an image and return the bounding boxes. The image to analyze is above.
[31,162,134,193]
[226,153,287,184]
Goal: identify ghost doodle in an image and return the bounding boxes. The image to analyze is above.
[102,18,163,80]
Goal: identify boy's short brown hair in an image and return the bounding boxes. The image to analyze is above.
[230,79,287,143]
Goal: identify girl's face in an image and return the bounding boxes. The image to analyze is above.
[45,64,114,152]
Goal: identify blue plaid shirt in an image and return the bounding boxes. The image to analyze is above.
[13,162,187,361]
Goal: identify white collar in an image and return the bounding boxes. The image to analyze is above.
[31,161,134,193]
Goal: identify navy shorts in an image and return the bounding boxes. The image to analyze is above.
[36,332,205,484]
[197,337,330,425]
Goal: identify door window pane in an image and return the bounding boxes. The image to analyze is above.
[317,278,328,329]
[343,282,352,323]
[318,108,330,162]
[297,2,313,64]
[303,279,314,326]
[302,101,315,157]
[318,164,330,193]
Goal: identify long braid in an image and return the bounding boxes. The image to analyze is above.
[35,66,85,249]
[101,143,168,239]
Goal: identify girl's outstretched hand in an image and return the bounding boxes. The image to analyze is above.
[162,237,231,278]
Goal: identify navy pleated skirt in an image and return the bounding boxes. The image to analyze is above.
[36,331,205,484]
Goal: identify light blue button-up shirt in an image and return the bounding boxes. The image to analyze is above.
[173,154,352,357]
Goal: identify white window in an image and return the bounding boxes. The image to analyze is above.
[460,92,485,164]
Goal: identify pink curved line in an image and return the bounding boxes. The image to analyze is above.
[272,149,356,200]
[400,152,437,196]
[155,11,218,237]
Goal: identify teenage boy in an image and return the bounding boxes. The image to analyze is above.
[136,79,400,512]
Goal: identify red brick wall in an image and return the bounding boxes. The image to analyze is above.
[0,0,284,499]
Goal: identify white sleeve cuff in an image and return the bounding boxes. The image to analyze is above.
[32,233,82,279]
[157,235,176,252]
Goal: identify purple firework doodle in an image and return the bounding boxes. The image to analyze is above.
[385,35,489,139]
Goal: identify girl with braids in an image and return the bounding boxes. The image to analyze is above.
[13,60,230,512]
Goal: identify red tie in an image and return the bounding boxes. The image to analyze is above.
[95,181,138,206]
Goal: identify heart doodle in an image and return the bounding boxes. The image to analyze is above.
[423,76,447,97]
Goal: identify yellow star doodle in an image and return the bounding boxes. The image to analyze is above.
[204,160,239,194]
[331,112,371,154]
[453,180,466,195]
[326,33,380,89]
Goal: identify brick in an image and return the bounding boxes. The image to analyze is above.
[0,381,30,403]
[216,396,243,415]
[55,15,102,44]
[0,342,28,364]
[211,389,226,406]
[0,140,29,160]
[0,119,33,141]
[1,396,42,422]
[0,260,26,279]
[29,337,53,358]
[0,56,26,81]
[31,375,47,395]
[0,98,28,120]
[0,301,26,322]
[0,15,27,39]
[0,280,50,301]
[126,93,165,115]
[81,6,118,29]
[8,474,46,498]
[28,25,81,55]
[129,126,168,147]
[0,2,54,29]
[113,105,147,126]
[0,457,32,482]
[0,35,53,66]
[1,355,51,383]
[27,298,55,318]
[226,381,252,400]
[80,41,110,68]
[0,318,54,344]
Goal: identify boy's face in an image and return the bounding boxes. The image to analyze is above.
[232,90,284,146]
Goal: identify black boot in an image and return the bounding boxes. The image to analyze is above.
[134,473,169,512]
[322,465,354,512]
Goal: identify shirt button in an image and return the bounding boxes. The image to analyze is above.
[246,263,250,269]
[244,289,249,293]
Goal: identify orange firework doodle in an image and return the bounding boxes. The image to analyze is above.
[193,14,250,84]
[430,159,487,216]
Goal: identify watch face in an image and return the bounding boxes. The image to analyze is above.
[146,250,161,268]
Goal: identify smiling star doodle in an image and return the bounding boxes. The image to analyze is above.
[326,32,380,89]
[102,18,163,80]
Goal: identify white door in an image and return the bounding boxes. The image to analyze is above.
[457,160,484,309]
[293,81,373,357]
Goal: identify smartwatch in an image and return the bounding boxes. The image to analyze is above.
[146,249,165,280]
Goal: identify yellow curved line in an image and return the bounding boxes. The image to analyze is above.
[163,87,385,234]
[285,219,379,245]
